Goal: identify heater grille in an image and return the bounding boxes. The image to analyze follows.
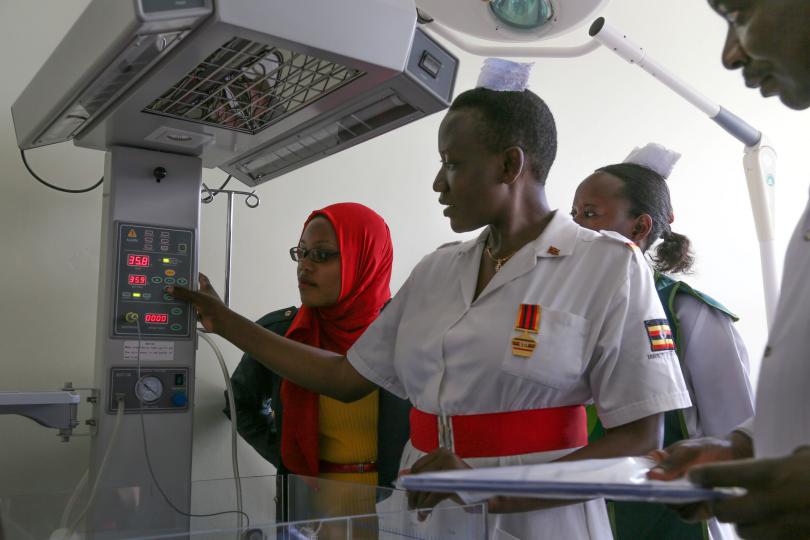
[144,37,365,134]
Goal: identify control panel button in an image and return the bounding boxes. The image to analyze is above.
[171,392,188,407]
[174,373,185,386]
[114,224,193,338]
[176,278,188,286]
[178,243,188,253]
[418,51,442,78]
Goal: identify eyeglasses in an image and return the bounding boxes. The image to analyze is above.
[289,246,340,263]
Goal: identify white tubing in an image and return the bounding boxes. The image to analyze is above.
[589,18,720,117]
[422,19,601,58]
[198,330,244,536]
[67,399,125,537]
[59,470,89,530]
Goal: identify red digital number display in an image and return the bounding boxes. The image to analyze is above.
[128,274,146,285]
[144,313,168,324]
[127,254,150,267]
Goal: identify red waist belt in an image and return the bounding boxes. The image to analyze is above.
[409,405,588,459]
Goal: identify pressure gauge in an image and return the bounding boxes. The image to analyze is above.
[135,375,164,404]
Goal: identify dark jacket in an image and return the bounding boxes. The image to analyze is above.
[223,306,411,489]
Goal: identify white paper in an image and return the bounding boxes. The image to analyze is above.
[123,340,175,362]
[399,457,743,503]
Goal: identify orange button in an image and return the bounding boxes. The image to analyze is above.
[165,269,176,277]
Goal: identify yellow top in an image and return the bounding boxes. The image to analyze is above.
[318,389,379,486]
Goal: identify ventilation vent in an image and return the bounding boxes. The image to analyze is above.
[234,93,418,182]
[144,37,365,134]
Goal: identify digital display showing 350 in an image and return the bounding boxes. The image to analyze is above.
[127,254,150,267]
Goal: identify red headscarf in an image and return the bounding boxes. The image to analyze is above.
[281,202,393,476]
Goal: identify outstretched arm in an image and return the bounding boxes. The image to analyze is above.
[169,274,377,402]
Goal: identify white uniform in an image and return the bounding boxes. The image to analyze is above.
[755,192,810,458]
[675,294,754,439]
[672,294,755,540]
[348,211,691,540]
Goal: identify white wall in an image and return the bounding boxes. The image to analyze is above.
[2,0,809,525]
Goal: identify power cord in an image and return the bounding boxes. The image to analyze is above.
[19,149,104,194]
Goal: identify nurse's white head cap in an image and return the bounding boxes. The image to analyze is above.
[476,58,534,92]
[623,143,681,180]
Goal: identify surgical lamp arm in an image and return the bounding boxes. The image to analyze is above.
[589,17,778,328]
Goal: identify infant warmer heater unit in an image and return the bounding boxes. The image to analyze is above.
[12,0,457,536]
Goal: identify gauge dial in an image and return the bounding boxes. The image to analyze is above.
[135,375,164,404]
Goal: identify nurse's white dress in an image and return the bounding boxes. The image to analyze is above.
[348,211,691,540]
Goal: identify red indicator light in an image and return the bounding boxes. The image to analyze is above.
[128,274,147,285]
[127,254,150,267]
[144,313,168,324]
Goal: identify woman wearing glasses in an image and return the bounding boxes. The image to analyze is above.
[223,202,410,522]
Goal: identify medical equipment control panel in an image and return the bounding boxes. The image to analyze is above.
[109,367,189,413]
[113,223,194,338]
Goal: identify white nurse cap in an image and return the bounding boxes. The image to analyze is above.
[476,58,533,92]
[623,142,681,180]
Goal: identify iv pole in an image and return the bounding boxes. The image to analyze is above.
[200,184,260,308]
[420,16,779,328]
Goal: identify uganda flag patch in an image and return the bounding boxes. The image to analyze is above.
[645,319,675,352]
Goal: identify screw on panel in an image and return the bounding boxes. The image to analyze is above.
[153,167,168,182]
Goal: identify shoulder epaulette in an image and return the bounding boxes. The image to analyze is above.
[255,306,298,330]
[655,273,739,321]
[435,240,461,250]
[598,230,644,259]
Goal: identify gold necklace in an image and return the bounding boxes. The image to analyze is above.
[485,246,515,272]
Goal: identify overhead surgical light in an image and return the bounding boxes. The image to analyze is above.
[489,0,554,30]
[416,0,609,56]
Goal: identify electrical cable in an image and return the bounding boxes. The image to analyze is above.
[19,149,103,194]
[133,317,250,534]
